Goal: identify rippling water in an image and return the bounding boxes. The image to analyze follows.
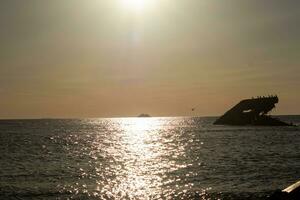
[0,116,300,199]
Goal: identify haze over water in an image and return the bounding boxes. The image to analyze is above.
[1,116,299,199]
[1,0,300,118]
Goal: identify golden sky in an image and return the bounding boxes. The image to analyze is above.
[0,0,300,118]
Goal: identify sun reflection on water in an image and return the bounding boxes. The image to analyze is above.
[110,118,164,199]
[61,118,201,199]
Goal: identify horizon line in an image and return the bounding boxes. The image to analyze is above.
[0,114,299,121]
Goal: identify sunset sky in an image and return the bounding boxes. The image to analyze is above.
[1,0,299,118]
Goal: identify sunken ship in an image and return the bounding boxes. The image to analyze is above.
[214,95,291,126]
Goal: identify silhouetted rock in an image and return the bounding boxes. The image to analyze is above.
[268,181,300,200]
[214,95,292,126]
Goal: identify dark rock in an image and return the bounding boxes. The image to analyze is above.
[268,181,300,200]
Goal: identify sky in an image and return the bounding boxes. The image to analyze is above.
[0,0,300,118]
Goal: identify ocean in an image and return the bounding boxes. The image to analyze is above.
[0,116,299,200]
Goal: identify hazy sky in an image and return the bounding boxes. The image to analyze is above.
[1,0,300,118]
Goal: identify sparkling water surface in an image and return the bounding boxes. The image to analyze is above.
[0,116,299,199]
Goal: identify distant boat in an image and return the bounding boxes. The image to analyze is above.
[138,114,151,118]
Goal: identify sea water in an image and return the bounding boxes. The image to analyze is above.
[0,116,299,200]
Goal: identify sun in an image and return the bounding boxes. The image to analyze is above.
[120,0,153,12]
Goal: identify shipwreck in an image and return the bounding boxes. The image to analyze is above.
[214,95,292,126]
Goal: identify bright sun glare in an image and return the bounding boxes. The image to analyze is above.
[121,0,154,12]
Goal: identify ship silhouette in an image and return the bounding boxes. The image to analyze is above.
[138,113,151,118]
[214,95,292,126]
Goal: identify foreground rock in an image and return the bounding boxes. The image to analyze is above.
[268,180,300,200]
